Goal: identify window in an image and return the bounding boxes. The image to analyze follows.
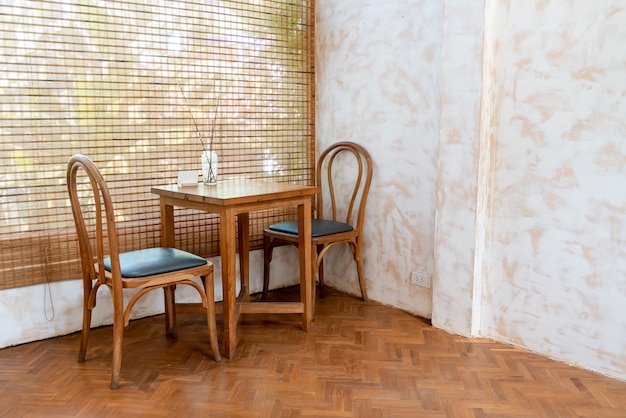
[0,0,315,290]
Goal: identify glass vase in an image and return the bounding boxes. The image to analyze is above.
[201,150,218,185]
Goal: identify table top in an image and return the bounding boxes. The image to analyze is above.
[151,178,319,206]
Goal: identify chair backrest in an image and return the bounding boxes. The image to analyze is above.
[315,142,373,231]
[67,154,121,285]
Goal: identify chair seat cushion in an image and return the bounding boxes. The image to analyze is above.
[269,219,353,237]
[103,248,208,278]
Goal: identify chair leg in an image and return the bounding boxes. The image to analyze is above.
[262,235,272,301]
[202,275,221,362]
[311,254,318,318]
[355,246,368,302]
[110,296,124,390]
[316,244,325,289]
[78,303,92,363]
[78,281,95,362]
[164,285,177,338]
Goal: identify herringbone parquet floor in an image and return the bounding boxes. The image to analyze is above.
[1,287,625,417]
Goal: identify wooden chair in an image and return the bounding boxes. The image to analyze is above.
[262,141,373,303]
[66,154,221,389]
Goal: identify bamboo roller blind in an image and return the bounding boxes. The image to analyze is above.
[0,0,316,290]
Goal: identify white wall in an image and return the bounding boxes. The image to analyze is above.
[317,0,626,382]
[480,0,626,380]
[431,0,485,336]
[316,0,442,318]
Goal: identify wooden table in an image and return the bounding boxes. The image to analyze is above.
[151,179,320,359]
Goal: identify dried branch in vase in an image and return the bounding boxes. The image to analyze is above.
[177,79,222,184]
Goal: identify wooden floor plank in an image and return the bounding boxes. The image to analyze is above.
[0,287,624,417]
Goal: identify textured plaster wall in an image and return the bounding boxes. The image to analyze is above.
[431,0,485,336]
[316,0,442,318]
[480,1,626,380]
[317,0,626,382]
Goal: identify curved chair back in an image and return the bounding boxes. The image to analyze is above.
[67,154,121,288]
[315,141,373,233]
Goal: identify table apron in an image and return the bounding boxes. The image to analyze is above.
[159,195,312,214]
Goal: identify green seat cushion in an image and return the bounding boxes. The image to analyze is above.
[269,219,353,237]
[103,248,207,278]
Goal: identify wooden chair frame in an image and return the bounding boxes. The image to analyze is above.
[263,141,373,302]
[67,154,220,389]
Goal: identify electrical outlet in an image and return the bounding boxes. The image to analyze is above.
[411,271,430,288]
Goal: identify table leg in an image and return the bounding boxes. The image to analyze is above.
[160,201,175,247]
[297,198,313,331]
[160,201,177,336]
[237,212,250,302]
[220,207,238,359]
